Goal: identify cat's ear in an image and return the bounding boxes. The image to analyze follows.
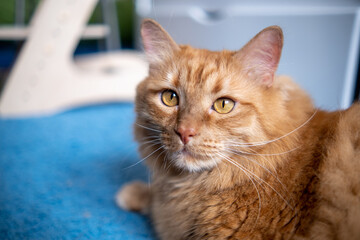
[141,19,180,64]
[235,26,283,87]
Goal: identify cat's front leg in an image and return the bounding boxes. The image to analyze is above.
[115,181,151,214]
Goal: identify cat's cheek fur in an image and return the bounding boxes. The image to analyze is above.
[172,152,221,173]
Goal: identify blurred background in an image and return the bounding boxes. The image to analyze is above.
[0,0,134,90]
[0,0,359,117]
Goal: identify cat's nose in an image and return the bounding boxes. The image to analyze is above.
[175,126,197,145]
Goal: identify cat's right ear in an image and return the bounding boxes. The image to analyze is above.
[235,26,284,87]
[141,19,180,65]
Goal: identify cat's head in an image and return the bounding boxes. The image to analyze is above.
[135,19,298,173]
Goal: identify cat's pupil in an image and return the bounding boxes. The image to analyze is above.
[222,100,225,108]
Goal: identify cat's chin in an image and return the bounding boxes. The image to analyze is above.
[172,149,219,173]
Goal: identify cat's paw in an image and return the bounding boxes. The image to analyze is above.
[115,181,151,214]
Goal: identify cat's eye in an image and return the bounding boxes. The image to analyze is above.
[213,98,235,114]
[161,90,179,107]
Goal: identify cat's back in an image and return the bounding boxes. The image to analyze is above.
[309,103,360,240]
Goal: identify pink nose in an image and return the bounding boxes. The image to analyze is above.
[175,126,197,145]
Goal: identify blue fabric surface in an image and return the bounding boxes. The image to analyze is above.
[0,103,155,240]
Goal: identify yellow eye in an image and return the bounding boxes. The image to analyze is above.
[213,98,235,114]
[161,90,179,107]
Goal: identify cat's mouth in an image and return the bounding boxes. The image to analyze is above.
[177,144,217,161]
[173,147,219,172]
[178,146,214,163]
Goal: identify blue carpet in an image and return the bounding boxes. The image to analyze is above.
[0,103,155,240]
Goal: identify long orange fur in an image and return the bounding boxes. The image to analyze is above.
[116,19,360,240]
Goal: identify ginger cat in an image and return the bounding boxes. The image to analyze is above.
[117,19,360,240]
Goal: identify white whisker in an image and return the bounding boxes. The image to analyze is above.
[123,145,165,170]
[231,147,279,174]
[226,146,300,157]
[224,149,292,205]
[151,148,167,175]
[139,135,162,141]
[225,149,278,179]
[226,110,317,147]
[219,152,294,210]
[217,152,262,225]
[136,123,162,133]
[138,139,162,147]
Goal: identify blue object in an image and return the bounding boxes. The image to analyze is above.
[0,103,155,240]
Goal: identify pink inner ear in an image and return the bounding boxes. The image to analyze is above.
[141,22,162,62]
[141,27,152,53]
[141,24,159,57]
[140,20,179,64]
[239,27,283,87]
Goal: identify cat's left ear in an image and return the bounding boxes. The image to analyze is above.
[235,26,283,87]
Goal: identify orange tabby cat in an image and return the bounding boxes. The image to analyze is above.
[116,19,360,240]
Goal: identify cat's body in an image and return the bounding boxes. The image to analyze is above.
[117,19,360,239]
[148,102,360,240]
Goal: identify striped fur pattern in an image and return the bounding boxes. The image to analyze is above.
[117,19,360,239]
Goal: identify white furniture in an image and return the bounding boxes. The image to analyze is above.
[0,0,148,117]
[136,0,360,110]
